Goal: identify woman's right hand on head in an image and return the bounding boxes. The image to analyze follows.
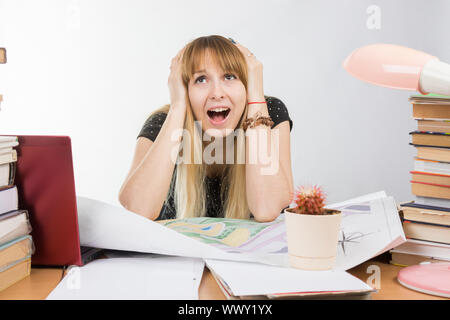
[168,46,188,111]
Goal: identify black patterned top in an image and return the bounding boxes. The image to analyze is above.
[137,96,293,220]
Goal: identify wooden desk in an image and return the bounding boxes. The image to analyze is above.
[0,260,447,300]
[198,260,447,300]
[0,267,63,300]
[347,260,447,300]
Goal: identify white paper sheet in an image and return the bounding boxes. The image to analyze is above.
[76,190,405,271]
[46,254,205,300]
[331,195,406,270]
[77,196,288,266]
[205,259,372,296]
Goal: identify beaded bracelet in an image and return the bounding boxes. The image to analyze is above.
[243,111,274,131]
[247,101,267,105]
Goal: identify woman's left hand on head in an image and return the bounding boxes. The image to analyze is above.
[233,42,265,102]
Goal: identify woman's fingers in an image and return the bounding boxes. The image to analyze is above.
[233,42,255,59]
[176,46,187,60]
[228,38,254,57]
[170,46,186,69]
[168,47,188,106]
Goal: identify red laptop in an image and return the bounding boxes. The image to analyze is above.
[13,135,101,266]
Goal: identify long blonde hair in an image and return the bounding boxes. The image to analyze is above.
[149,35,250,219]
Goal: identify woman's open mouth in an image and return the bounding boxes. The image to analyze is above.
[206,107,231,125]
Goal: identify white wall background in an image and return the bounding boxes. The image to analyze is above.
[0,0,449,206]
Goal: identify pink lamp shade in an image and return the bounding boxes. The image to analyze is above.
[343,43,450,96]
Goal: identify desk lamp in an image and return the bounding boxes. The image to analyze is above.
[343,43,450,95]
[343,43,450,298]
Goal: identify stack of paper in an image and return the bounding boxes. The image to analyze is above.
[205,259,374,300]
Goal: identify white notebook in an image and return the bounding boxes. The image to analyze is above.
[47,254,205,300]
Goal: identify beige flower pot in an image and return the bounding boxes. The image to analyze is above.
[284,208,342,271]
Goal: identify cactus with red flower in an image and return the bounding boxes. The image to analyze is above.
[290,185,327,215]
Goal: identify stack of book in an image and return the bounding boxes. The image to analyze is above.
[0,136,34,292]
[392,95,450,266]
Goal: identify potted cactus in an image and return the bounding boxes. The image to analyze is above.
[284,185,342,270]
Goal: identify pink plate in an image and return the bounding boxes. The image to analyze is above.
[397,262,450,298]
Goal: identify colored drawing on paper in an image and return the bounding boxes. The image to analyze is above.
[157,217,287,254]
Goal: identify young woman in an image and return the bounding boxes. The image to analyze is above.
[119,35,294,222]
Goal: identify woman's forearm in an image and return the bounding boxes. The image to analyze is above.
[119,107,186,220]
[245,104,291,222]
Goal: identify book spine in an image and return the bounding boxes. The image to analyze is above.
[390,252,448,267]
[411,170,450,178]
[0,150,17,166]
[0,186,19,215]
[411,133,450,148]
[9,162,16,186]
[403,218,450,228]
[411,131,450,136]
[414,159,450,175]
[0,147,13,155]
[411,180,450,188]
[411,182,450,200]
[414,196,450,209]
[390,243,450,259]
[0,236,34,272]
[413,103,450,119]
[0,141,19,149]
[410,143,450,150]
[418,126,450,133]
[401,210,450,227]
[0,136,18,143]
[418,119,450,133]
[402,220,450,245]
[0,162,16,188]
[0,258,31,292]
